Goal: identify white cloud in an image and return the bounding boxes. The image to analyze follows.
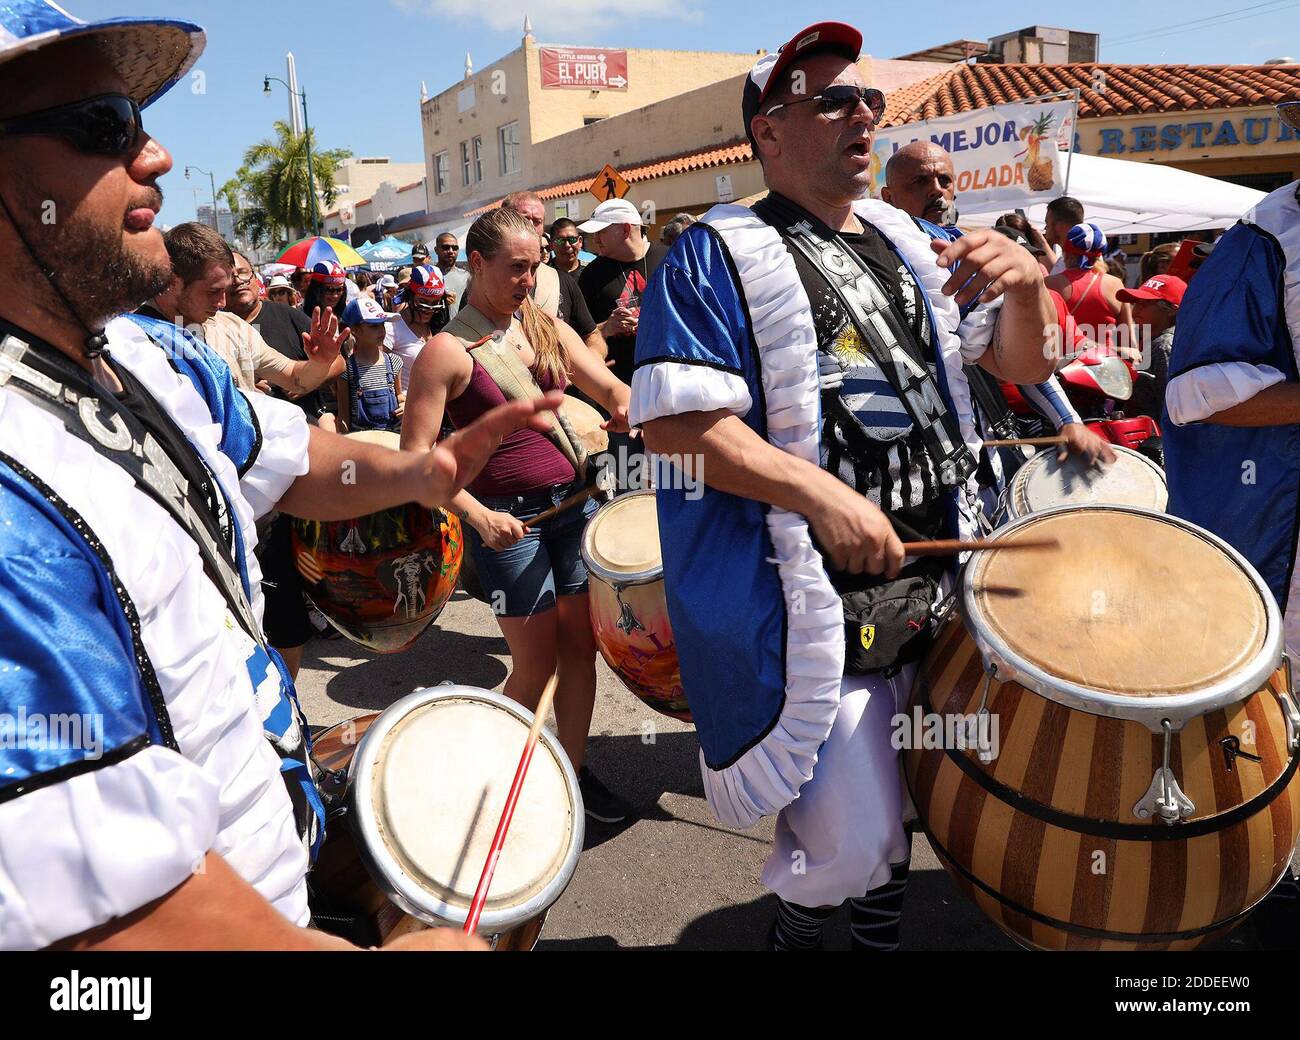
[393,0,701,35]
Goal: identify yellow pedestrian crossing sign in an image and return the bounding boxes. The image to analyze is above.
[589,163,629,202]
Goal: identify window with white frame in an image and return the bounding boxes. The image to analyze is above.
[434,151,449,195]
[472,136,483,183]
[460,141,470,186]
[498,121,520,176]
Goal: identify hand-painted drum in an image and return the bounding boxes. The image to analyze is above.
[581,490,690,721]
[291,430,462,652]
[310,685,584,949]
[1006,443,1167,519]
[905,506,1300,950]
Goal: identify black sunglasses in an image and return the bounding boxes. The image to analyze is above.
[764,85,886,125]
[554,235,581,246]
[0,93,142,156]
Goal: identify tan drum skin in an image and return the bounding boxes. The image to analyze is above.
[582,491,691,721]
[310,687,583,950]
[904,507,1300,950]
[1007,444,1167,519]
[559,395,609,458]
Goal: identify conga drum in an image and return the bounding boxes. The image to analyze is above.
[905,506,1300,950]
[310,685,584,949]
[581,490,690,721]
[1005,443,1167,520]
[291,431,462,652]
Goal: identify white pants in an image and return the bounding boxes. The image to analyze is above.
[760,667,915,907]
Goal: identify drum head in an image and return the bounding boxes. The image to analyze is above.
[559,395,610,457]
[965,507,1280,722]
[581,490,662,585]
[1010,444,1167,517]
[352,687,583,933]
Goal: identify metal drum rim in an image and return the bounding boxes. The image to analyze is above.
[960,504,1283,730]
[1007,443,1168,521]
[347,684,585,934]
[580,488,663,588]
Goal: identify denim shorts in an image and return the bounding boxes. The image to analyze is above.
[467,478,598,618]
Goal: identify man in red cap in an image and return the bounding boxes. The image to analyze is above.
[1117,274,1185,420]
[635,20,1054,951]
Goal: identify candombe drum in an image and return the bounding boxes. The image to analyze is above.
[310,685,584,950]
[291,431,462,652]
[1005,443,1167,520]
[581,490,690,721]
[457,396,608,605]
[905,505,1300,950]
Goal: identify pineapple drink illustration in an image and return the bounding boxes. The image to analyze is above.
[1019,110,1057,191]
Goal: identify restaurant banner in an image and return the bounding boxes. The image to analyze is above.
[540,47,629,90]
[868,100,1074,207]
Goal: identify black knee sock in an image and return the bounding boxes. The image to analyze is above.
[771,898,836,951]
[848,857,910,951]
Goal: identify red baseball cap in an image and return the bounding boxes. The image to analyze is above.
[742,22,863,146]
[1118,275,1187,307]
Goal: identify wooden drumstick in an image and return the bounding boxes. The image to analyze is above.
[981,435,1068,448]
[904,536,1059,556]
[464,672,560,936]
[522,485,600,529]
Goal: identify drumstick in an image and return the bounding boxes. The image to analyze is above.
[981,435,1068,448]
[904,536,1059,556]
[522,485,601,529]
[464,672,560,936]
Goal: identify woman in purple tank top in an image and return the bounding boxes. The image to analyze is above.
[402,208,634,820]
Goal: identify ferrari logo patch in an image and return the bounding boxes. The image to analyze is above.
[859,625,875,651]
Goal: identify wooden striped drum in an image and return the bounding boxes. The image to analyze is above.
[905,506,1300,950]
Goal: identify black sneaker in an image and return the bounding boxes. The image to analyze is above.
[578,766,632,824]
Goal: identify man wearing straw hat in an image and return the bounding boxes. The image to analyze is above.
[0,0,560,950]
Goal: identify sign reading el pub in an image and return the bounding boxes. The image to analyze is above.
[540,47,629,90]
[1094,112,1299,155]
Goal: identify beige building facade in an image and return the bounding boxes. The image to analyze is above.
[420,30,758,221]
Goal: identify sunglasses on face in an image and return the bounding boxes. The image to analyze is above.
[764,85,886,125]
[0,93,142,156]
[554,235,581,246]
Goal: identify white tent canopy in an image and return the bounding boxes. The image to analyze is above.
[957,153,1267,236]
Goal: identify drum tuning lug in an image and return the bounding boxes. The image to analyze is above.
[975,664,997,764]
[615,590,644,636]
[1133,719,1195,824]
[1277,654,1300,754]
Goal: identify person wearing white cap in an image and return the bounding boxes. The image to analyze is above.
[335,296,405,433]
[578,197,665,387]
[266,274,295,305]
[0,1,563,950]
[634,21,1055,950]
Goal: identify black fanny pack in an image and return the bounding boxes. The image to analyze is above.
[826,558,948,677]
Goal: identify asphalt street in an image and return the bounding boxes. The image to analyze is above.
[294,588,1265,952]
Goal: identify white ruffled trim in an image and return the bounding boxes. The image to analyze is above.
[0,323,311,945]
[629,362,752,426]
[0,747,219,950]
[241,390,310,521]
[1165,362,1286,425]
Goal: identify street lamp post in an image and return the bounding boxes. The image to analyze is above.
[184,165,219,233]
[264,75,320,237]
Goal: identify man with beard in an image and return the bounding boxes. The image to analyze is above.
[434,232,469,318]
[634,21,1055,950]
[882,141,1114,473]
[0,2,561,950]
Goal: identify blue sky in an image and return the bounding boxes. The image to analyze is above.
[76,0,1300,226]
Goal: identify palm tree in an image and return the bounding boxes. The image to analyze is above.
[240,121,351,244]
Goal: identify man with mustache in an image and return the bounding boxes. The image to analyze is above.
[635,21,1055,950]
[0,1,560,950]
[882,141,1115,473]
